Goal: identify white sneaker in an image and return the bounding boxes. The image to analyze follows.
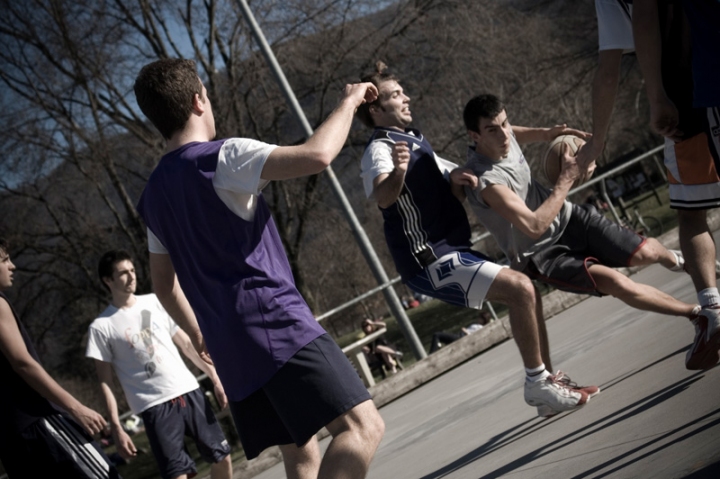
[524,373,588,413]
[686,307,720,370]
[536,372,600,417]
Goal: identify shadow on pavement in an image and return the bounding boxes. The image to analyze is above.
[420,365,710,479]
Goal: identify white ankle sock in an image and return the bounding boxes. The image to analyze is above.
[698,288,720,308]
[525,364,550,382]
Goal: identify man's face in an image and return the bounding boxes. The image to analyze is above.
[104,259,137,296]
[0,249,16,290]
[371,80,412,129]
[470,110,512,160]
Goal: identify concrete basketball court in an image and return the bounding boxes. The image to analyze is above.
[253,244,720,478]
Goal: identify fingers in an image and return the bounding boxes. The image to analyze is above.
[392,142,410,169]
[343,82,378,106]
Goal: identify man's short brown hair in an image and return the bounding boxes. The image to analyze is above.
[134,59,203,139]
[356,61,399,128]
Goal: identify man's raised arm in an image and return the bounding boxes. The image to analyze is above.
[260,83,378,181]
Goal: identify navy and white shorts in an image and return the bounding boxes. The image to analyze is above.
[229,333,372,460]
[664,106,720,210]
[524,203,645,296]
[141,388,230,479]
[405,250,505,309]
[0,414,119,479]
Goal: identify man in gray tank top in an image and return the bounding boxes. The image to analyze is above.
[460,94,713,371]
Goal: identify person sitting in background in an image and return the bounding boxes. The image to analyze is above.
[361,318,403,374]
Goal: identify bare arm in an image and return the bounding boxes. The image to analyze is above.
[632,0,682,140]
[94,360,137,459]
[576,49,624,165]
[480,147,580,239]
[172,329,228,409]
[512,125,591,145]
[0,299,105,435]
[261,83,378,180]
[149,253,211,365]
[372,141,410,209]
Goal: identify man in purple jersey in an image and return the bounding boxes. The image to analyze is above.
[133,59,383,479]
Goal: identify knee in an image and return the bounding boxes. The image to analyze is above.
[359,407,385,447]
[631,239,660,264]
[505,271,536,304]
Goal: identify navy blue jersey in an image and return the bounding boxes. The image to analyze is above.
[0,293,60,446]
[367,127,472,280]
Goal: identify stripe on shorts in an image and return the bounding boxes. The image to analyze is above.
[664,111,720,209]
[43,415,110,478]
[406,251,504,309]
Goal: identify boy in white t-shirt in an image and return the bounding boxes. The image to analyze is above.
[86,250,232,479]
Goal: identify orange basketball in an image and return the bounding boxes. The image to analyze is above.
[542,135,592,189]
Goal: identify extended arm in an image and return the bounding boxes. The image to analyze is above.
[512,125,591,145]
[94,360,137,459]
[480,147,579,239]
[172,329,228,409]
[261,83,378,180]
[576,49,624,165]
[149,252,211,365]
[0,299,106,435]
[632,0,682,139]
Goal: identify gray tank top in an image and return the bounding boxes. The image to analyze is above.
[464,135,571,269]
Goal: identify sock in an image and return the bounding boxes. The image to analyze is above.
[525,364,550,382]
[669,250,685,272]
[698,288,720,308]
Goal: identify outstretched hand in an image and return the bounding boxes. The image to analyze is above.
[547,124,592,141]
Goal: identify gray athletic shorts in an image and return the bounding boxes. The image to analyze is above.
[229,334,372,460]
[524,204,645,296]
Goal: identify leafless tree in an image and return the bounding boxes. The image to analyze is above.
[0,0,658,383]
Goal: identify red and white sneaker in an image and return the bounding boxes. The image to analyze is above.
[536,371,600,418]
[686,307,720,370]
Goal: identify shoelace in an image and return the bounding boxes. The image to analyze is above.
[549,371,577,389]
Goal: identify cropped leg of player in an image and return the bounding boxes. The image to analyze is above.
[678,209,720,370]
[279,438,322,479]
[318,400,384,479]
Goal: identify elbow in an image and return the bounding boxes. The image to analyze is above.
[525,225,546,241]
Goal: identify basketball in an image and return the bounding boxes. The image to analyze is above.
[542,135,592,188]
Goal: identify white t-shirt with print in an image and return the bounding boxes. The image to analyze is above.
[86,294,199,414]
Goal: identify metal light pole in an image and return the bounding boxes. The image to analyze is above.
[235,0,426,360]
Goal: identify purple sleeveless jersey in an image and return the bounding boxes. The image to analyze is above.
[137,140,325,401]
